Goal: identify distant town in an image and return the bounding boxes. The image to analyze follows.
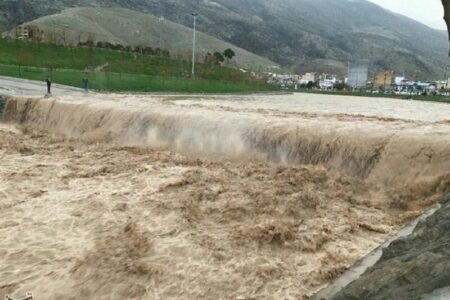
[266,68,450,97]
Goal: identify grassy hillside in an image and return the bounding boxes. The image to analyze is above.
[145,0,448,79]
[15,7,276,71]
[0,38,274,93]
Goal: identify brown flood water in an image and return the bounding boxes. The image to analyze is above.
[0,93,449,299]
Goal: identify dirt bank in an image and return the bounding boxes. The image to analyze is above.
[330,195,450,300]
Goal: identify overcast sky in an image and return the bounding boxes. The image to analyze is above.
[368,0,446,30]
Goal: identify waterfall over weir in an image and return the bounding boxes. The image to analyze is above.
[2,95,450,193]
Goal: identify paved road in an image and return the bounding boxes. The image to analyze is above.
[0,76,87,97]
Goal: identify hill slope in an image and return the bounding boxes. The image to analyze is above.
[8,7,276,70]
[1,0,448,78]
[0,37,273,93]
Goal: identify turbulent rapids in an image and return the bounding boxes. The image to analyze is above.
[0,93,449,299]
[4,94,450,183]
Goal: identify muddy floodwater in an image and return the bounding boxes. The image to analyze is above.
[0,93,449,299]
[173,93,450,122]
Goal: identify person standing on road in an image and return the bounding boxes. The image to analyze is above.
[82,77,89,93]
[46,77,52,95]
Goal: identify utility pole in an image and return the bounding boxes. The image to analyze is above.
[191,13,198,76]
[347,61,351,89]
[444,65,450,89]
[159,16,164,52]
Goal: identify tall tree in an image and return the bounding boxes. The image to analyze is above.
[223,48,236,63]
[213,52,225,65]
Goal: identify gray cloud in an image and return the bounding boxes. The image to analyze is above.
[368,0,445,30]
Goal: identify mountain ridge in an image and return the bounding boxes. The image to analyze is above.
[1,0,448,78]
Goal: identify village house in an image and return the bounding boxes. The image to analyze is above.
[318,73,337,90]
[15,25,30,39]
[266,73,304,88]
[300,72,318,84]
[373,70,395,90]
[15,25,44,42]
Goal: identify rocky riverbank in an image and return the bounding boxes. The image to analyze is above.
[331,193,450,300]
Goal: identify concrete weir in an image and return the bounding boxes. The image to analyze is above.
[3,95,450,184]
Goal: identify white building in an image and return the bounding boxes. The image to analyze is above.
[318,74,337,90]
[348,61,369,88]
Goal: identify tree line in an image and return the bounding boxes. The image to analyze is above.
[78,40,171,58]
[204,48,236,66]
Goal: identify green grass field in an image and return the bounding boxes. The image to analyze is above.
[0,38,276,93]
